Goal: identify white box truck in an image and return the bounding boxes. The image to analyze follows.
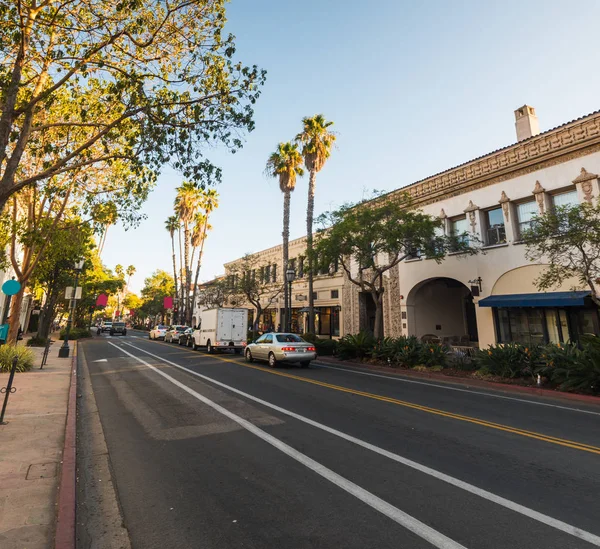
[192,308,248,354]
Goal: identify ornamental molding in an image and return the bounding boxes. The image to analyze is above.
[572,167,598,184]
[386,112,600,208]
[463,200,479,213]
[499,191,510,222]
[532,180,545,194]
[439,208,447,219]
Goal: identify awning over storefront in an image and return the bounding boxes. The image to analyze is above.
[478,291,591,308]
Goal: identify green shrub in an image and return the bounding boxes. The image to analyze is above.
[60,327,92,340]
[315,338,338,356]
[474,343,540,378]
[393,336,422,367]
[551,336,600,394]
[448,349,477,371]
[337,331,375,359]
[27,336,49,347]
[419,343,447,367]
[300,333,319,344]
[371,337,398,362]
[0,344,35,372]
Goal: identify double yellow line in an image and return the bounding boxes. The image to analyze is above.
[147,338,600,455]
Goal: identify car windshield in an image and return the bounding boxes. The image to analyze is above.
[276,334,305,343]
[157,325,166,329]
[176,326,188,332]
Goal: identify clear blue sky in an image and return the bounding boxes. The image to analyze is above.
[102,0,600,294]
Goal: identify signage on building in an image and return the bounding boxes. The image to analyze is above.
[65,286,82,299]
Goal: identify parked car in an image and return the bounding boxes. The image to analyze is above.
[149,325,168,340]
[101,321,113,333]
[245,333,316,368]
[178,328,194,347]
[110,322,127,336]
[165,325,188,343]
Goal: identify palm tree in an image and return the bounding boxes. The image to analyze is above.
[174,181,202,324]
[190,189,219,325]
[296,115,335,334]
[165,216,180,322]
[125,265,136,294]
[265,142,304,331]
[114,265,125,320]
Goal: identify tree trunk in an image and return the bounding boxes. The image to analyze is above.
[282,190,291,332]
[183,222,191,325]
[7,287,25,343]
[306,169,316,334]
[190,218,209,328]
[372,290,384,341]
[171,234,179,322]
[178,225,184,322]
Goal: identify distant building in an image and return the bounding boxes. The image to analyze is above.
[216,105,600,346]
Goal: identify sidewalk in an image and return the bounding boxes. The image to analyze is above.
[0,336,75,549]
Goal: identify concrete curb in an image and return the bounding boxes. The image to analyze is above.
[314,357,600,406]
[54,343,77,549]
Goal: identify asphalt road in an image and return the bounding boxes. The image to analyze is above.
[78,331,600,549]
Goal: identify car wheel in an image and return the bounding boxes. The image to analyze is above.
[268,352,277,368]
[206,341,213,354]
[245,349,254,363]
[192,340,198,351]
[123,331,127,336]
[300,361,311,368]
[148,333,152,339]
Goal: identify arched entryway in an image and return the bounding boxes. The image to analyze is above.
[406,277,478,344]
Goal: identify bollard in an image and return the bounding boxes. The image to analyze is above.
[0,356,18,425]
[40,339,51,369]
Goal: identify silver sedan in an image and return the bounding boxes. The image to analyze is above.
[245,333,317,368]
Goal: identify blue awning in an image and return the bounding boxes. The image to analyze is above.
[478,291,591,308]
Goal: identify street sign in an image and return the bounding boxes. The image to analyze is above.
[1,280,21,296]
[65,287,82,299]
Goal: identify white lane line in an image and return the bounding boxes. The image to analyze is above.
[122,341,600,547]
[109,342,467,549]
[315,363,600,417]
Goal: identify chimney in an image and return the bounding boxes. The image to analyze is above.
[514,105,540,141]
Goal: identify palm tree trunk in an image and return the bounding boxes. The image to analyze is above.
[178,224,184,322]
[306,170,316,334]
[282,190,291,332]
[183,222,191,325]
[98,225,109,256]
[171,233,179,322]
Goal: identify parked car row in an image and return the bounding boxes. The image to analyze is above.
[148,308,317,368]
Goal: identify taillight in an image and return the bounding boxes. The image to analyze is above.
[281,346,296,352]
[307,346,316,352]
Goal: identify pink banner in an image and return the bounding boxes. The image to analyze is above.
[163,296,173,309]
[96,294,108,306]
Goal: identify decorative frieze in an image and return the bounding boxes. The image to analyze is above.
[572,167,598,203]
[532,180,546,214]
[464,200,479,232]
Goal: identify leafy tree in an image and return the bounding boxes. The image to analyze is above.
[523,202,600,307]
[0,1,266,212]
[196,278,232,311]
[314,193,475,339]
[139,270,175,323]
[226,254,283,331]
[296,115,336,333]
[29,219,94,338]
[265,142,303,329]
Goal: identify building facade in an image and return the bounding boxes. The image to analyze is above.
[218,106,600,346]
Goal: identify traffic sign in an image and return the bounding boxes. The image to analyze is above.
[1,280,20,296]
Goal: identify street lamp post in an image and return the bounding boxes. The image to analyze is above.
[285,268,296,332]
[58,259,85,358]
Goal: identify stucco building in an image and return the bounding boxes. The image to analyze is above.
[218,105,600,346]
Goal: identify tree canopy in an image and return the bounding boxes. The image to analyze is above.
[0,0,266,212]
[523,202,600,307]
[139,270,175,321]
[314,193,475,338]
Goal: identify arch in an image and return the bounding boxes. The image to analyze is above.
[405,277,478,343]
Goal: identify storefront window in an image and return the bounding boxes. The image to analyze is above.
[332,307,340,337]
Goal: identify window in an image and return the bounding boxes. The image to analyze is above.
[265,265,271,283]
[263,334,273,344]
[516,200,537,238]
[331,290,339,299]
[272,264,277,283]
[484,207,506,245]
[276,334,303,343]
[552,189,578,209]
[259,267,265,283]
[298,256,304,278]
[312,291,318,300]
[333,256,339,272]
[450,216,469,250]
[289,258,296,274]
